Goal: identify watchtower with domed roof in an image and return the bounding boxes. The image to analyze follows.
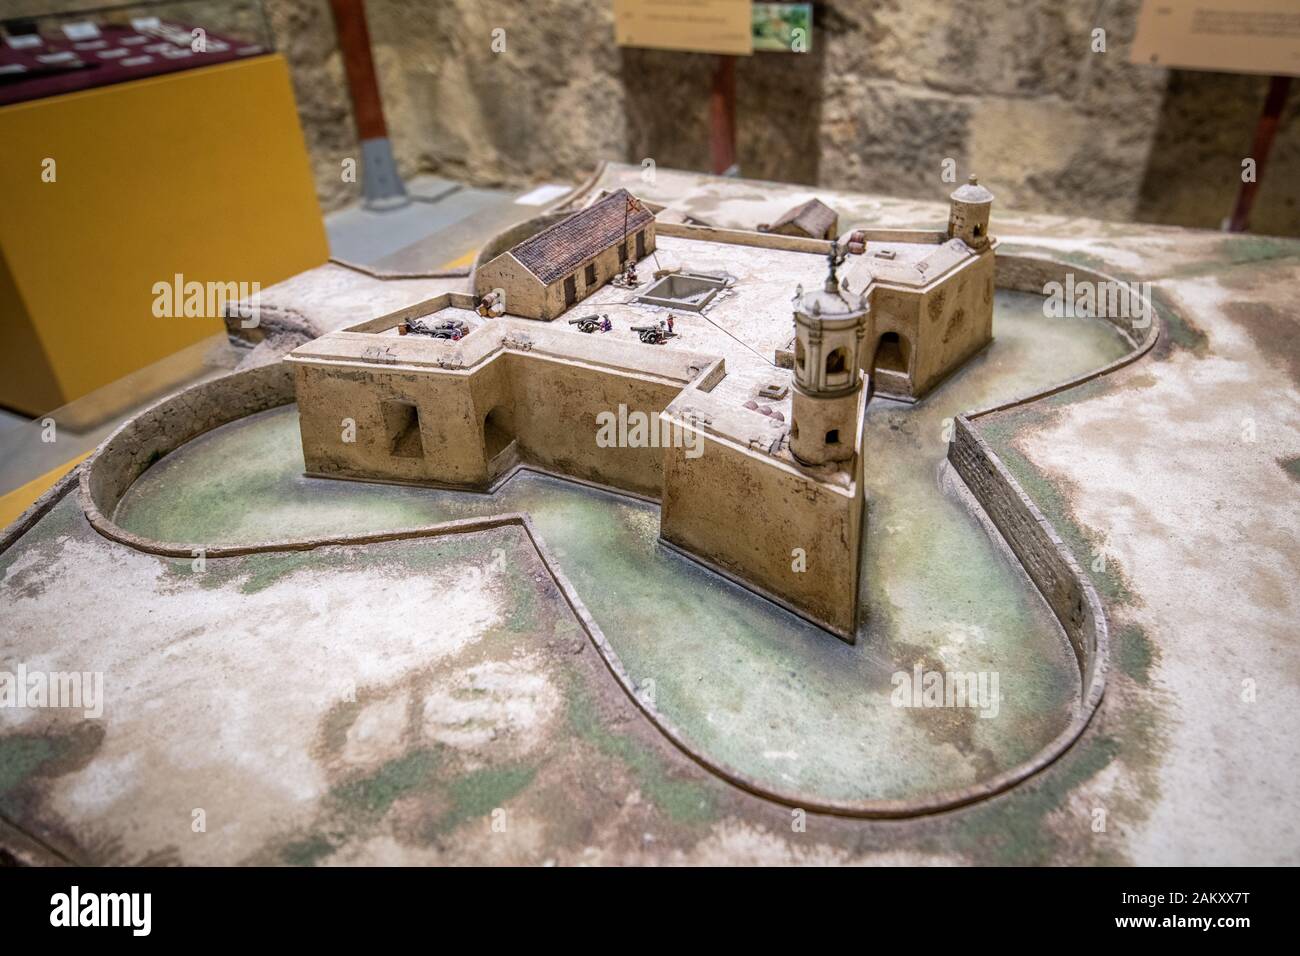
[947,175,994,250]
[790,242,870,467]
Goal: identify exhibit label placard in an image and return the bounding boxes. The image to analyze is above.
[1130,0,1300,77]
[613,0,754,56]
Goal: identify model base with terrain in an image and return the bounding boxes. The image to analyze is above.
[2,163,1297,866]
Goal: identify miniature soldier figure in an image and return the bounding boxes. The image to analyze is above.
[666,314,675,334]
[601,315,612,332]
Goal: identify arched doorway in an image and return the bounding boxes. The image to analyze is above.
[483,406,514,461]
[873,331,910,376]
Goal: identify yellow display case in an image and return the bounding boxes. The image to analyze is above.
[0,53,328,415]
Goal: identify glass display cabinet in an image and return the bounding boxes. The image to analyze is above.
[0,0,272,105]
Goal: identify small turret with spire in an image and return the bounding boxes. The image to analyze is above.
[948,174,994,251]
[788,242,871,468]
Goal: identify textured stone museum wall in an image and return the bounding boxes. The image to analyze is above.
[1133,67,1300,233]
[255,1,1292,235]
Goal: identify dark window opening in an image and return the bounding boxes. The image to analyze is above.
[825,429,840,445]
[563,275,577,306]
[585,262,597,286]
[825,347,847,376]
[635,229,646,258]
[618,242,628,265]
[973,224,983,237]
[381,401,424,459]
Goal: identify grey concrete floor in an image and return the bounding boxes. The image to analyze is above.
[324,174,566,272]
[0,408,27,433]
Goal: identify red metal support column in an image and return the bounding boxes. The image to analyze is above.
[1226,75,1291,233]
[329,0,407,207]
[709,54,737,176]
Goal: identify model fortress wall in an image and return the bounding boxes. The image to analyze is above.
[288,182,996,640]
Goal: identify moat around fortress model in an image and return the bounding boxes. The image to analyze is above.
[288,177,998,641]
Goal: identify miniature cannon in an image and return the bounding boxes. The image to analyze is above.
[631,323,677,345]
[402,317,467,340]
[568,314,611,334]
